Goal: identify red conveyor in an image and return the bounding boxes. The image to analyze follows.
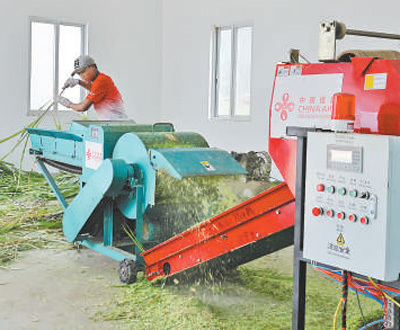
[142,182,295,281]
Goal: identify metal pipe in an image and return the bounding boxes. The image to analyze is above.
[346,28,400,40]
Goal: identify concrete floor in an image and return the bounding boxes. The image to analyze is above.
[0,249,124,330]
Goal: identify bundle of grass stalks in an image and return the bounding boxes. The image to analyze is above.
[0,160,79,266]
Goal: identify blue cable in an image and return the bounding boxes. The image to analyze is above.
[312,264,400,302]
[359,318,383,330]
[312,264,341,275]
[312,265,383,304]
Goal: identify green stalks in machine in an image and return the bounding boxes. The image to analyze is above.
[147,171,243,241]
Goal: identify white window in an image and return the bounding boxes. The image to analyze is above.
[29,18,87,113]
[210,25,253,119]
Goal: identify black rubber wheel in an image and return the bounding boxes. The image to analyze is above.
[118,259,137,284]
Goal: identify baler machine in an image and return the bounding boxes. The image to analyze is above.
[27,120,248,283]
[269,21,400,329]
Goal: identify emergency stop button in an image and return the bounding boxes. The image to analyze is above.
[326,209,335,217]
[360,216,370,225]
[337,212,345,220]
[312,207,323,217]
[349,214,357,222]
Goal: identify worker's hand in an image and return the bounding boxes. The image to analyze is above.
[55,96,72,108]
[63,78,79,89]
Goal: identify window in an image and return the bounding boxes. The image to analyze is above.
[29,18,87,113]
[210,25,253,119]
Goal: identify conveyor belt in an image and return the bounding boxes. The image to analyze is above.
[142,182,295,280]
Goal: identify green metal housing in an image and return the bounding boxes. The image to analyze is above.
[27,120,247,276]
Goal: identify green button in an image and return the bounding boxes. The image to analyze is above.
[338,188,346,196]
[349,190,358,197]
[327,186,335,194]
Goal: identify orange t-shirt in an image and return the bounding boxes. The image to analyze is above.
[86,73,127,120]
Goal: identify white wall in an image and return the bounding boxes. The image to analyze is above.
[0,0,162,167]
[160,0,400,153]
[3,0,400,168]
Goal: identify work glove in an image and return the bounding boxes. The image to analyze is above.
[55,96,72,108]
[63,77,79,89]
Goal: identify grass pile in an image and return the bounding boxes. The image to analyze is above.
[0,161,79,267]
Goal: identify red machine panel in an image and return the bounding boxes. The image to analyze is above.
[268,57,400,194]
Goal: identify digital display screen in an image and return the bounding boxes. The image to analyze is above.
[327,145,362,173]
[329,149,352,164]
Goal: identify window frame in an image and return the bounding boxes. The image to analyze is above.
[28,17,88,115]
[209,23,253,121]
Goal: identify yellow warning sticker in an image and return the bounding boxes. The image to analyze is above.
[364,73,387,90]
[336,233,345,246]
[201,161,216,171]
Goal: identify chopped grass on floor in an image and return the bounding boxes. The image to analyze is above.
[96,273,229,329]
[0,161,78,266]
[96,249,383,330]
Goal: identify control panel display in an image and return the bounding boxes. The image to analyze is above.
[304,132,400,281]
[327,145,362,173]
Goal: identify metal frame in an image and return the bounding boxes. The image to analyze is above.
[36,158,68,210]
[318,20,400,62]
[28,17,87,115]
[286,126,316,330]
[210,23,253,120]
[34,157,141,267]
[286,126,400,329]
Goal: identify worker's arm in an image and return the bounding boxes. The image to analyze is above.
[68,98,93,112]
[63,77,92,91]
[77,79,92,91]
[55,96,93,112]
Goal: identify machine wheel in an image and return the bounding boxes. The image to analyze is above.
[118,259,137,284]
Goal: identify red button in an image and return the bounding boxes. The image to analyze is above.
[312,207,323,216]
[337,212,345,220]
[349,214,357,222]
[316,184,325,192]
[360,216,369,225]
[326,209,334,217]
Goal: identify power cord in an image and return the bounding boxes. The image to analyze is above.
[355,288,367,327]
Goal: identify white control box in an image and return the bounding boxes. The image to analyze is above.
[304,132,400,281]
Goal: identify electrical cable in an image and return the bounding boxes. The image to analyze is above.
[358,319,384,330]
[314,266,384,304]
[369,277,400,309]
[355,287,367,327]
[342,271,348,330]
[311,264,400,329]
[333,297,343,330]
[314,264,400,301]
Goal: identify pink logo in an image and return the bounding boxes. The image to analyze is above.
[275,93,294,121]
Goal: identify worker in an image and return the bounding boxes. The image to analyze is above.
[55,55,128,120]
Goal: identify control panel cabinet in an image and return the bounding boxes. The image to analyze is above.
[304,132,400,281]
